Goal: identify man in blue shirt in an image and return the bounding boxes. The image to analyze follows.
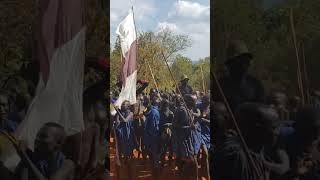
[144,96,161,180]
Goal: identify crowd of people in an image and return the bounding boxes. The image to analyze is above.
[0,65,109,180]
[212,40,320,180]
[1,40,320,180]
[110,76,211,180]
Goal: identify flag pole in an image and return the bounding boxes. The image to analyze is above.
[132,5,139,104]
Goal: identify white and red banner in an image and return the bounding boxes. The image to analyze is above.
[16,0,86,149]
[114,9,137,107]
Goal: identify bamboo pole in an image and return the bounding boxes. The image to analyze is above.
[160,51,194,125]
[200,63,206,93]
[290,8,305,105]
[301,42,311,104]
[147,61,161,96]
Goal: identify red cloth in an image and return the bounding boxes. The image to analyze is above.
[138,79,148,84]
[98,57,109,69]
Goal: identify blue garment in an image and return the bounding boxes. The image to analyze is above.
[0,119,18,133]
[159,109,173,131]
[279,126,295,139]
[196,100,202,109]
[144,106,160,139]
[144,106,161,166]
[14,150,65,179]
[35,152,65,178]
[111,97,117,104]
[199,106,211,150]
[159,109,174,156]
[114,110,137,156]
[174,106,201,158]
[8,112,23,123]
[199,119,210,150]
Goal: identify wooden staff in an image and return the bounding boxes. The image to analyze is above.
[290,8,305,105]
[160,51,202,159]
[147,61,161,96]
[160,51,194,126]
[110,103,124,167]
[200,63,206,93]
[301,42,311,104]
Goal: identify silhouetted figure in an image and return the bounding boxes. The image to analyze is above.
[215,40,264,111]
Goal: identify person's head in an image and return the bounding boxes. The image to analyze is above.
[93,99,107,126]
[225,40,252,79]
[149,88,157,97]
[143,95,150,107]
[195,91,200,98]
[162,93,169,100]
[226,55,251,79]
[161,99,170,110]
[267,91,287,108]
[0,91,10,121]
[151,96,160,107]
[109,91,113,99]
[295,106,320,151]
[236,103,279,148]
[212,102,229,139]
[121,100,130,111]
[289,96,301,110]
[83,96,107,126]
[138,93,144,101]
[34,122,66,158]
[202,95,210,107]
[175,94,183,106]
[180,75,189,86]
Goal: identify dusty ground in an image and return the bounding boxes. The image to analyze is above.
[109,138,208,180]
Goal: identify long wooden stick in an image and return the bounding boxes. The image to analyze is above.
[160,51,194,126]
[290,8,305,105]
[110,103,125,166]
[301,42,311,104]
[147,61,160,94]
[200,64,206,93]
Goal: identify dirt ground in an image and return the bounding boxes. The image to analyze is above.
[109,138,208,180]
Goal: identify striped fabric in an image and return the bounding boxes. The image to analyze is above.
[16,0,86,149]
[114,9,137,107]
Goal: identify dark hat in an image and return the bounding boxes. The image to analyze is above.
[181,74,189,81]
[226,40,253,64]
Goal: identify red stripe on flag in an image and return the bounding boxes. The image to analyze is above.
[121,40,137,86]
[37,0,84,83]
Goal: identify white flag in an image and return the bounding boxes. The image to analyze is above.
[114,9,137,107]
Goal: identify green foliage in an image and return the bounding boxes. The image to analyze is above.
[189,57,210,92]
[0,0,108,96]
[213,0,320,96]
[171,55,193,81]
[110,30,209,93]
